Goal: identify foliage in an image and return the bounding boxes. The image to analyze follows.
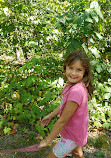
[94,151,105,158]
[89,79,111,129]
[0,54,63,134]
[91,136,110,149]
[0,0,111,135]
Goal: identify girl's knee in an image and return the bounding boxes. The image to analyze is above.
[72,146,84,158]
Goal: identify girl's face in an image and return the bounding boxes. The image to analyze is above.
[65,60,85,84]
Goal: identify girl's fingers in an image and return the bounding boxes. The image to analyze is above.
[41,121,48,127]
[41,119,50,126]
[41,121,45,125]
[38,140,48,148]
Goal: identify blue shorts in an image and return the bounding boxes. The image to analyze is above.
[53,138,78,158]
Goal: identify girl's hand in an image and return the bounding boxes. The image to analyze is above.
[41,115,52,127]
[38,139,49,148]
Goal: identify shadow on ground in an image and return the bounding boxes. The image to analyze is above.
[0,130,111,158]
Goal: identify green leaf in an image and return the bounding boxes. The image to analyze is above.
[85,17,93,23]
[94,32,102,39]
[67,39,80,53]
[104,93,110,100]
[85,11,93,23]
[94,121,102,128]
[0,115,4,128]
[96,8,104,20]
[90,47,100,58]
[90,1,103,19]
[96,65,102,73]
[82,43,88,53]
[95,151,105,158]
[74,15,84,26]
[4,127,11,134]
[60,18,66,25]
[16,103,23,110]
[103,122,111,129]
[29,41,38,47]
[92,14,99,22]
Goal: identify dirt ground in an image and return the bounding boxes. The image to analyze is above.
[0,128,111,158]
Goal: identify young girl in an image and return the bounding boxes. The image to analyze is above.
[38,50,93,158]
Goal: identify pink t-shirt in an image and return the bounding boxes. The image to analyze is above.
[60,82,88,146]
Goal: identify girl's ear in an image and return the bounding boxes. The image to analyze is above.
[83,69,87,77]
[63,72,67,82]
[83,72,86,77]
[64,65,66,71]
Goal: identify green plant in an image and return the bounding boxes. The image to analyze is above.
[0,0,110,136]
[94,151,105,158]
[91,136,110,149]
[89,79,111,129]
[3,127,11,134]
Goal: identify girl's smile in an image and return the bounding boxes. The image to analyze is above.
[65,60,85,84]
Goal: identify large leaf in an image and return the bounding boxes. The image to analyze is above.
[90,1,104,19]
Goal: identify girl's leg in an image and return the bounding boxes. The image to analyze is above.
[46,150,58,158]
[72,145,84,158]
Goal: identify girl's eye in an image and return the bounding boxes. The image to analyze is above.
[77,69,82,71]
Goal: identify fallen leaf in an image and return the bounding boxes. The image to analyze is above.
[36,134,43,140]
[10,126,17,135]
[0,136,5,139]
[92,128,97,132]
[39,136,43,140]
[98,127,103,131]
[15,91,20,99]
[12,116,16,120]
[26,139,29,142]
[38,91,42,97]
[92,134,97,137]
[98,131,104,136]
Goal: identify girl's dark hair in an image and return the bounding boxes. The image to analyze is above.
[64,50,94,97]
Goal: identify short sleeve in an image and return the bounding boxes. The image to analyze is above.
[67,87,83,106]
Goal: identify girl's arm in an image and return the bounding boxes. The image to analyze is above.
[48,106,60,118]
[41,106,60,127]
[38,101,78,148]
